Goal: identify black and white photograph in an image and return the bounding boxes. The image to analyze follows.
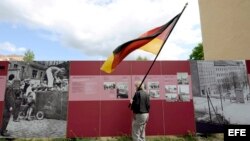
[165,93,178,102]
[178,85,190,102]
[177,72,189,85]
[165,85,178,102]
[165,85,177,93]
[103,82,116,90]
[149,90,160,98]
[116,82,128,99]
[191,60,250,130]
[0,61,69,138]
[148,81,160,98]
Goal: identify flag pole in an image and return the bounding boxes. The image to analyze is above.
[138,3,188,90]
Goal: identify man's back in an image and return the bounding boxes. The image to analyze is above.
[139,90,150,113]
[132,90,150,114]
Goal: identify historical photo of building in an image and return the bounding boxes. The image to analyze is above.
[191,60,250,126]
[0,61,69,138]
[178,85,190,102]
[148,81,160,98]
[177,72,189,85]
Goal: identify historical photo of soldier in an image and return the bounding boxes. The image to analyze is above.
[0,61,69,138]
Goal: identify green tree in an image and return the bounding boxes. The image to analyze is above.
[136,56,148,61]
[23,49,35,62]
[189,43,204,60]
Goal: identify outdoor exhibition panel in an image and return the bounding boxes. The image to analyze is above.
[99,100,132,136]
[99,61,132,136]
[0,61,197,138]
[67,61,196,138]
[162,61,196,135]
[164,102,195,135]
[131,61,165,135]
[67,101,101,137]
[68,61,133,137]
[1,60,250,138]
[246,60,250,80]
[7,60,249,137]
[67,61,102,137]
[0,61,8,126]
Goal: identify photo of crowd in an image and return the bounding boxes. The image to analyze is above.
[0,61,69,138]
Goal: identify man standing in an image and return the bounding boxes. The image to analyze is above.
[12,80,22,122]
[45,66,65,90]
[130,81,150,141]
[0,74,15,136]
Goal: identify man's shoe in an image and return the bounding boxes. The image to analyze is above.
[1,130,8,133]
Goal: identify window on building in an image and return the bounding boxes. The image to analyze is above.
[201,90,205,95]
[14,64,18,69]
[32,70,38,78]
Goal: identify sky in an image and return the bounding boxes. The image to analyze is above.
[0,0,202,61]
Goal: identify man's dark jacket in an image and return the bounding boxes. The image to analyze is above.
[4,87,15,110]
[131,89,150,114]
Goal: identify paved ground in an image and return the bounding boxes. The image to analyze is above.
[0,117,66,138]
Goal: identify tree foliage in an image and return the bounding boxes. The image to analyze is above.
[136,56,148,61]
[189,43,204,60]
[23,49,35,62]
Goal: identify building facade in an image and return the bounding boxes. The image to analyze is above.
[199,0,250,60]
[194,60,248,98]
[0,54,24,61]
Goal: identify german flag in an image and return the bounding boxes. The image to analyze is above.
[101,13,181,73]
